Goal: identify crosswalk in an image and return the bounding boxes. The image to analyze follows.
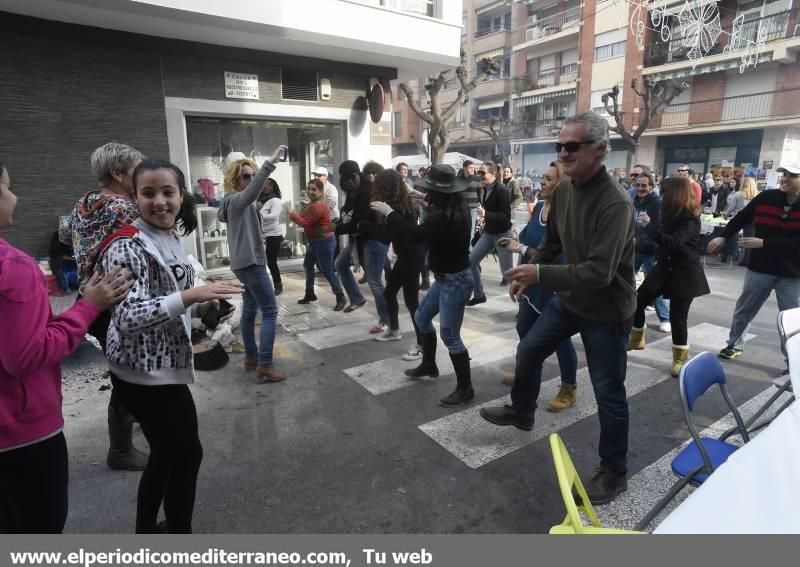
[296,318,775,530]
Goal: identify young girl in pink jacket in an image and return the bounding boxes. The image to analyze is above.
[0,160,133,533]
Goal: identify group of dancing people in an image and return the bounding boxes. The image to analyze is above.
[2,109,797,533]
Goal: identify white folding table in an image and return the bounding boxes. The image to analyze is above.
[655,332,800,534]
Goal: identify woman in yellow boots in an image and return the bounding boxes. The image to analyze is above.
[627,175,710,376]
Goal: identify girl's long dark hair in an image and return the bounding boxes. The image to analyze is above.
[132,159,198,236]
[266,178,282,199]
[426,190,469,236]
[373,170,417,218]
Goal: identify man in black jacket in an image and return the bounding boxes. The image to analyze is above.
[332,160,372,312]
[708,160,800,362]
[466,162,513,305]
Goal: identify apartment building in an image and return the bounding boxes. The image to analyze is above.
[0,0,461,266]
[512,0,800,181]
[390,0,800,185]
[392,0,516,163]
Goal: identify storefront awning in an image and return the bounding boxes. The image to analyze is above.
[476,0,510,15]
[475,47,505,60]
[478,98,507,110]
[515,88,576,108]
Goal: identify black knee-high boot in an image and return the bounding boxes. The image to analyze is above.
[405,332,439,377]
[439,350,474,407]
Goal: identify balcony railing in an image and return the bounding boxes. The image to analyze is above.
[525,7,580,42]
[475,22,511,38]
[644,9,800,67]
[515,63,578,91]
[517,117,564,139]
[654,86,800,129]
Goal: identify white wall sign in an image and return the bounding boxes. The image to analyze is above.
[224,72,259,100]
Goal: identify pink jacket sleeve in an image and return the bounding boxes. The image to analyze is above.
[0,253,101,378]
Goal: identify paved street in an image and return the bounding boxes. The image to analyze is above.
[58,259,791,534]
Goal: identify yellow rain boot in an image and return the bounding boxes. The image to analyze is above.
[627,327,646,351]
[547,383,577,412]
[502,372,515,385]
[671,345,689,378]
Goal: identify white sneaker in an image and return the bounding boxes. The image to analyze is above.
[659,321,672,333]
[645,305,655,312]
[375,329,402,342]
[402,344,423,360]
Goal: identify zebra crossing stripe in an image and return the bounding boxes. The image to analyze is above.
[298,315,416,350]
[417,323,756,470]
[626,322,755,367]
[595,385,793,532]
[344,329,519,396]
[418,362,658,469]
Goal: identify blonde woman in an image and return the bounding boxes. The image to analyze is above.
[726,177,759,266]
[218,147,287,382]
[498,161,578,412]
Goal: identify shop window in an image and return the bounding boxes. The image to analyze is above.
[186,117,345,269]
[282,68,319,101]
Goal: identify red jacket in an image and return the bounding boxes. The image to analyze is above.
[289,199,332,241]
[0,237,100,449]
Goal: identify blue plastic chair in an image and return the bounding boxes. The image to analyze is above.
[635,352,750,531]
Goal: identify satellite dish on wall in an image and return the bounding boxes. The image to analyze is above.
[367,83,385,124]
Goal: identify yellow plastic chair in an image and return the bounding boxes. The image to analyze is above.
[548,433,645,535]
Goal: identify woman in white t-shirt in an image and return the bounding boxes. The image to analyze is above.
[259,178,284,295]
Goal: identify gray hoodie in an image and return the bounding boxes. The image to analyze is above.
[218,161,276,270]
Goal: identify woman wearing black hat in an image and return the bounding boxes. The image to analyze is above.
[370,164,475,407]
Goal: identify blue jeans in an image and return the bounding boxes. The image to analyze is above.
[635,253,670,322]
[233,264,278,366]
[304,236,342,296]
[415,269,473,354]
[363,239,390,325]
[334,238,365,305]
[517,299,578,385]
[512,296,629,473]
[727,269,800,355]
[469,231,514,298]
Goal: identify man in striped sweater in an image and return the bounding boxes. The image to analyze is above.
[709,160,800,362]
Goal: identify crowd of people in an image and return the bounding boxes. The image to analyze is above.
[1,109,798,533]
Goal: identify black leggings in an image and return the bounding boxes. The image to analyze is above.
[110,376,203,533]
[634,287,693,345]
[0,432,68,533]
[265,236,283,288]
[384,252,423,342]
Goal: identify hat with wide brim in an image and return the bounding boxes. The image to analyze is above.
[413,164,473,194]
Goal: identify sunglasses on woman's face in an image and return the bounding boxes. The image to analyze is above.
[478,171,487,176]
[240,173,255,181]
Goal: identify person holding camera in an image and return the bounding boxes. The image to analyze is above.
[220,147,288,383]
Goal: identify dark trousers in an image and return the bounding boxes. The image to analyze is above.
[0,432,68,533]
[110,376,203,534]
[264,236,283,288]
[384,252,424,342]
[512,297,629,473]
[517,299,578,385]
[634,288,693,345]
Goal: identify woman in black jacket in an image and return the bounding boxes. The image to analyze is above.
[627,176,710,377]
[359,170,423,349]
[370,165,474,408]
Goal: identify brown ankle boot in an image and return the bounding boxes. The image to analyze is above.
[245,358,257,371]
[257,364,287,382]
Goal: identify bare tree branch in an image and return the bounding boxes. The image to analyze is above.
[398,82,434,126]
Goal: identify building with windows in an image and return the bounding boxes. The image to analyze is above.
[511,0,800,183]
[389,0,800,187]
[0,0,462,268]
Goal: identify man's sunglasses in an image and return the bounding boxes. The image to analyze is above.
[555,140,596,153]
[677,169,689,173]
[636,183,651,188]
[478,171,487,176]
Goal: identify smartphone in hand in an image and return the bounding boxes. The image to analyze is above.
[279,147,289,162]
